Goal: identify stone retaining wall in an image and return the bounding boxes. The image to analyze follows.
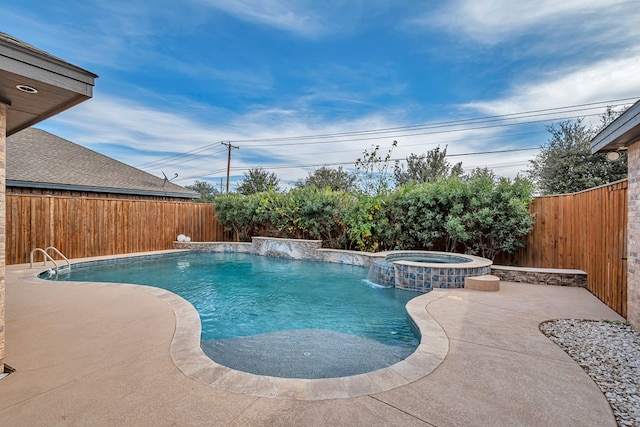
[491,266,587,287]
[315,249,374,267]
[172,239,587,290]
[173,241,253,253]
[173,239,376,266]
[252,237,322,259]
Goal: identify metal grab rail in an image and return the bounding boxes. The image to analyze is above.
[30,248,60,274]
[45,246,71,271]
[29,246,71,275]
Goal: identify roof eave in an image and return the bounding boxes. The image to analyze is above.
[0,33,97,82]
[8,93,92,136]
[7,180,200,199]
[0,32,97,136]
[591,99,640,153]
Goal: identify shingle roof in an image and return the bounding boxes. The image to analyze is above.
[7,128,198,199]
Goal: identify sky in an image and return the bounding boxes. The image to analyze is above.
[3,0,640,190]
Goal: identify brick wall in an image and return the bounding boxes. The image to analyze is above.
[0,103,6,373]
[627,142,640,331]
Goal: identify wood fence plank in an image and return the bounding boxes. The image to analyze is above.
[513,180,627,317]
[7,184,626,317]
[6,195,231,265]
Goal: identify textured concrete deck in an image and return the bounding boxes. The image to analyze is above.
[0,253,625,426]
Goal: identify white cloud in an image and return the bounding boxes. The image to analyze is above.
[194,0,393,39]
[464,53,640,119]
[41,93,536,189]
[422,0,637,45]
[195,0,328,38]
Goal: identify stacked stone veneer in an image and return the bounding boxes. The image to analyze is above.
[491,266,587,288]
[172,238,593,296]
[174,238,493,292]
[627,142,640,331]
[174,238,375,266]
[173,241,254,253]
[315,249,372,267]
[252,237,322,259]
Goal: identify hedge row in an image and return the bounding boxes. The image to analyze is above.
[213,175,534,260]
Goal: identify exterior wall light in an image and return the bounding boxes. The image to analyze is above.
[605,151,621,161]
[16,84,38,94]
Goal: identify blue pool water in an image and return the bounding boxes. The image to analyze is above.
[44,252,420,378]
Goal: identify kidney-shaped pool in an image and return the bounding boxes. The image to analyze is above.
[43,252,420,379]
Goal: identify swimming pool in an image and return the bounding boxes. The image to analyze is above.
[367,251,493,291]
[44,252,420,378]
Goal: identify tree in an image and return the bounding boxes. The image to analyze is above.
[295,166,357,192]
[528,118,627,195]
[236,167,280,195]
[355,141,397,195]
[393,146,463,186]
[185,180,219,203]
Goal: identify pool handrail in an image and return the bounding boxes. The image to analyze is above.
[29,246,71,275]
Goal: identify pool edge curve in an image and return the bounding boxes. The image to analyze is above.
[27,251,451,401]
[163,283,450,400]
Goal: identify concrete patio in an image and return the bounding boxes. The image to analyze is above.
[0,253,625,426]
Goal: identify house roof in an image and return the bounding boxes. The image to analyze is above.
[0,32,97,136]
[7,128,199,199]
[591,99,640,153]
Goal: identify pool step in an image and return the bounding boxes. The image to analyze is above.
[464,275,500,292]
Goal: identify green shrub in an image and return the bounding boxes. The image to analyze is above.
[343,193,389,252]
[214,188,352,247]
[381,174,534,259]
[214,175,535,258]
[213,193,259,241]
[459,174,534,259]
[290,187,351,247]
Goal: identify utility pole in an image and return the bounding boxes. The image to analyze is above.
[221,141,239,194]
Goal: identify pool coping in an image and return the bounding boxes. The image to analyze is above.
[23,250,450,400]
[168,286,449,400]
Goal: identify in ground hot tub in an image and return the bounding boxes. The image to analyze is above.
[367,251,492,292]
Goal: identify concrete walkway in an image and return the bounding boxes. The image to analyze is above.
[0,256,625,426]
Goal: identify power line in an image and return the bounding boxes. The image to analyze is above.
[143,147,228,169]
[180,147,540,180]
[170,110,599,179]
[135,141,226,169]
[143,97,636,172]
[295,129,547,157]
[232,109,627,148]
[227,97,637,144]
[155,97,638,180]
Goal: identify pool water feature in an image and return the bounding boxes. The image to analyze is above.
[43,252,419,378]
[367,251,493,292]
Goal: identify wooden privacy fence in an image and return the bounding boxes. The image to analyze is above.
[7,195,233,265]
[7,183,629,317]
[509,180,628,317]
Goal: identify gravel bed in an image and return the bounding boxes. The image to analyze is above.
[540,320,640,427]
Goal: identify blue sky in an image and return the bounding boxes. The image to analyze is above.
[3,0,640,189]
